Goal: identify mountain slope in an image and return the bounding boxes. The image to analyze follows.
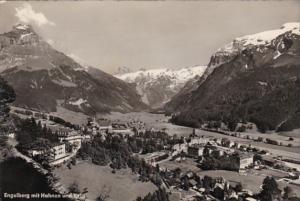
[165,22,300,132]
[115,66,206,108]
[0,24,148,115]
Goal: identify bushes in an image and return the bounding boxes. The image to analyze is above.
[49,115,80,130]
[200,151,240,172]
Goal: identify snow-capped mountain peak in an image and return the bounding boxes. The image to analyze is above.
[115,65,207,108]
[204,22,300,83]
[217,22,300,53]
[116,66,206,84]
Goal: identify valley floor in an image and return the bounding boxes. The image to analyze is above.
[104,112,300,160]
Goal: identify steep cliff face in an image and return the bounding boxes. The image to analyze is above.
[115,66,206,108]
[0,24,148,115]
[166,23,300,132]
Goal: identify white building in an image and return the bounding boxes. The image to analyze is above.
[51,143,66,160]
[239,153,254,169]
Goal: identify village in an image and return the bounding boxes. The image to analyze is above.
[2,106,299,201]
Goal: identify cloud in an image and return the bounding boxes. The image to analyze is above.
[15,3,55,27]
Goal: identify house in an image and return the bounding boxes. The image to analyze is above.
[239,153,253,169]
[187,144,205,158]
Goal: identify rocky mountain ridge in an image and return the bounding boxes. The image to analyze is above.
[0,24,148,115]
[165,22,300,132]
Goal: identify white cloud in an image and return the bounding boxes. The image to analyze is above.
[15,3,55,27]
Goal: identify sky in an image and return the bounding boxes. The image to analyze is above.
[0,1,300,74]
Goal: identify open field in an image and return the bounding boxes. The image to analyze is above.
[10,106,89,125]
[250,169,289,179]
[278,129,300,138]
[50,106,89,125]
[197,170,300,196]
[54,161,157,201]
[103,112,193,137]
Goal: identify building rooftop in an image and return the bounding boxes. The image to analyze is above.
[239,152,254,160]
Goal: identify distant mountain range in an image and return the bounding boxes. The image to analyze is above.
[115,66,207,108]
[165,22,300,132]
[0,24,148,115]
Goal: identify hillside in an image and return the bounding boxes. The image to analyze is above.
[0,24,148,115]
[115,66,206,108]
[165,23,300,132]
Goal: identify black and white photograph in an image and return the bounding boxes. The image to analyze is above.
[0,0,300,201]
